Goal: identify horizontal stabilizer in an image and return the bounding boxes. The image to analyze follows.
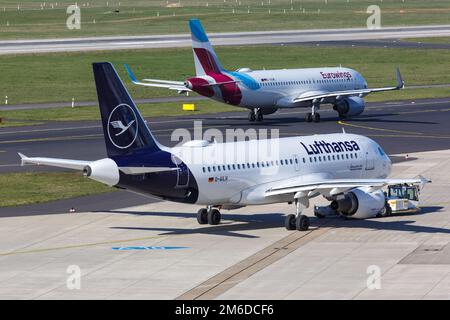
[18,153,90,170]
[124,64,190,91]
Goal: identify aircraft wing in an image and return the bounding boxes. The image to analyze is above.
[292,68,404,104]
[265,175,430,198]
[124,64,191,92]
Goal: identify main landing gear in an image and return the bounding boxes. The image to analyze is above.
[305,100,321,123]
[248,108,263,122]
[285,198,310,231]
[197,206,221,225]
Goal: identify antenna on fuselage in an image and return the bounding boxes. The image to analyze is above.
[342,127,346,134]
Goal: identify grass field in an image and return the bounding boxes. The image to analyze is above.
[1,45,450,107]
[0,0,449,40]
[0,172,114,207]
[404,37,450,44]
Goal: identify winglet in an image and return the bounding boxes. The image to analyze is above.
[18,152,27,166]
[418,175,431,188]
[396,67,405,89]
[124,64,138,84]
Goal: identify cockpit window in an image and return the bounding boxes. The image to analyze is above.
[378,147,385,156]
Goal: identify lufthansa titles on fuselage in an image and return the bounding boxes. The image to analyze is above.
[301,140,360,155]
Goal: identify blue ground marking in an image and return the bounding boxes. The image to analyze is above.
[112,246,190,251]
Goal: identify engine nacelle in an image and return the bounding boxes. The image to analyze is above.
[334,96,365,117]
[331,188,385,219]
[83,158,120,186]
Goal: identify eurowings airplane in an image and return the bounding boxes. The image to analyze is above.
[125,19,404,123]
[19,62,427,231]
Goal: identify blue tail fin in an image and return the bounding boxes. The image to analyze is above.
[92,62,161,157]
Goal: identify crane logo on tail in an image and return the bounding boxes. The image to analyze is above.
[107,104,138,149]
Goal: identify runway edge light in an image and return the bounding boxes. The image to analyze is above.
[183,103,196,111]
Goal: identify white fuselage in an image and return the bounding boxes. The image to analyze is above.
[170,133,391,206]
[205,67,368,109]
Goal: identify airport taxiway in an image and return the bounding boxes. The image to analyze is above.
[1,25,450,55]
[0,149,449,299]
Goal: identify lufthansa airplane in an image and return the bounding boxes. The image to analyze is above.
[125,19,404,123]
[19,63,426,231]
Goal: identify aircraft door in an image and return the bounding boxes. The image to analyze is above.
[172,155,189,188]
[365,150,375,170]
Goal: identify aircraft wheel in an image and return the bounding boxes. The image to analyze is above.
[248,110,256,122]
[379,203,392,217]
[285,214,296,230]
[305,113,312,122]
[197,208,208,224]
[208,209,221,225]
[313,113,321,123]
[256,109,263,122]
[296,215,310,231]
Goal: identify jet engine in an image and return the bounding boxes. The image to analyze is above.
[330,188,386,219]
[83,158,120,186]
[334,96,365,117]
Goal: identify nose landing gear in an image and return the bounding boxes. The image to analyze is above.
[305,101,321,123]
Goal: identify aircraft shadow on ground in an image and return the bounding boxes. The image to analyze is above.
[109,206,447,239]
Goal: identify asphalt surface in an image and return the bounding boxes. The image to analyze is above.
[2,25,450,54]
[1,97,449,215]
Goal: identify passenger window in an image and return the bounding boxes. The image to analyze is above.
[208,167,211,172]
[217,166,221,172]
[232,164,236,170]
[213,166,216,172]
[290,159,293,164]
[202,167,205,173]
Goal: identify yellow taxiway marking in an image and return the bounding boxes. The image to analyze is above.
[0,235,167,257]
[337,120,425,136]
